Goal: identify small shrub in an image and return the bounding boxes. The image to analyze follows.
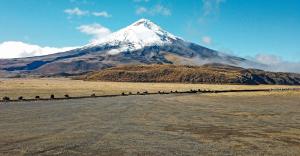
[64,94,70,98]
[128,92,132,95]
[158,91,165,94]
[137,92,140,95]
[35,96,40,99]
[143,91,148,94]
[91,93,96,97]
[18,96,23,100]
[121,92,125,96]
[2,96,10,101]
[190,89,197,93]
[50,94,55,99]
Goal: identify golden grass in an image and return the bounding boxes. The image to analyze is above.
[1,78,300,100]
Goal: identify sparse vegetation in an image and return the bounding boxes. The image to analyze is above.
[83,64,300,85]
[2,96,10,101]
[0,93,299,155]
[1,78,300,100]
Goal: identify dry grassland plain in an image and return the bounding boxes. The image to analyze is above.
[1,78,300,100]
[0,92,300,155]
[0,78,300,155]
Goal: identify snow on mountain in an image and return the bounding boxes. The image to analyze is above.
[87,18,181,55]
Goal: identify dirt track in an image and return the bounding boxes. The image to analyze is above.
[0,93,300,155]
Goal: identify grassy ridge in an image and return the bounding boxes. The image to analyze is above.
[83,64,300,85]
[1,78,300,100]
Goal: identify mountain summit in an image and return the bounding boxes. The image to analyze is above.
[90,18,179,50]
[0,19,259,75]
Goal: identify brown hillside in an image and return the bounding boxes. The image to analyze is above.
[82,64,300,85]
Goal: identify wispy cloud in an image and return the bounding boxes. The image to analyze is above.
[202,0,225,16]
[64,7,88,16]
[92,11,112,18]
[136,4,171,16]
[64,8,112,18]
[202,36,212,45]
[252,54,300,73]
[255,54,282,65]
[152,4,171,16]
[77,24,111,43]
[136,7,148,14]
[0,41,78,59]
[199,0,225,22]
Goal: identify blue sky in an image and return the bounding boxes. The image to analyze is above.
[0,0,299,62]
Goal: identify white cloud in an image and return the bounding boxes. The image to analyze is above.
[64,7,88,16]
[202,0,225,16]
[199,0,225,23]
[136,7,148,14]
[202,36,212,45]
[64,8,112,18]
[255,54,282,65]
[152,4,171,16]
[136,4,171,16]
[92,11,112,18]
[253,54,300,73]
[77,24,111,43]
[0,41,78,59]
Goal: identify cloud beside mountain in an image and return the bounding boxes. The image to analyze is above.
[77,24,112,43]
[253,54,300,73]
[0,41,78,59]
[202,36,212,45]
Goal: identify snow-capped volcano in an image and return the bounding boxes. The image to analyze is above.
[0,19,260,75]
[86,18,182,55]
[91,19,179,48]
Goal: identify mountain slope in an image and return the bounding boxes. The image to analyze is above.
[82,64,300,85]
[0,19,260,75]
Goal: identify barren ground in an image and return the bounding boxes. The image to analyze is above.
[0,92,300,156]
